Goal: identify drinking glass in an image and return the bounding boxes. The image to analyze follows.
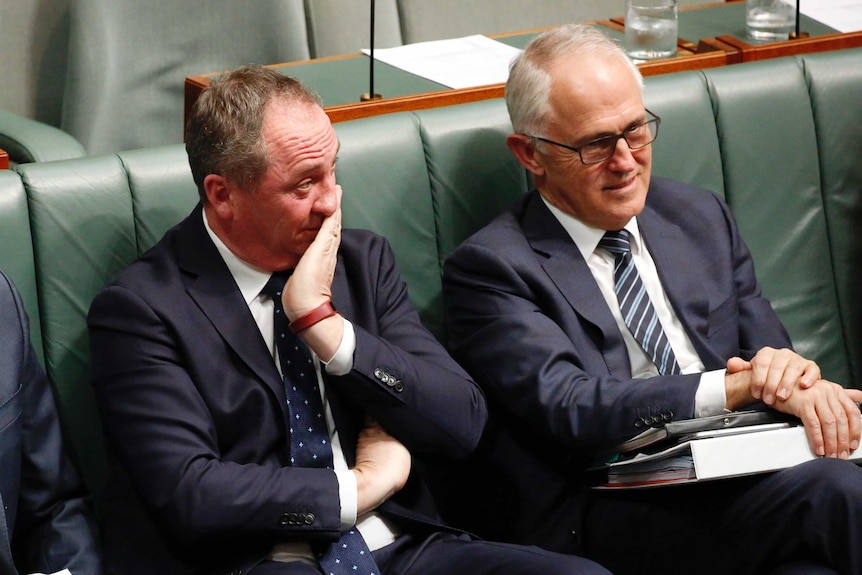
[746,0,795,41]
[625,0,679,61]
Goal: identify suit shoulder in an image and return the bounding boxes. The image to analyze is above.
[649,177,724,206]
[340,228,392,259]
[451,196,528,255]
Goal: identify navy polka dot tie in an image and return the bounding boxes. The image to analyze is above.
[263,273,381,575]
[598,230,681,376]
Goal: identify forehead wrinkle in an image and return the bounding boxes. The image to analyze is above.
[265,115,338,177]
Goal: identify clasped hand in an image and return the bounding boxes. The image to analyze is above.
[727,347,862,459]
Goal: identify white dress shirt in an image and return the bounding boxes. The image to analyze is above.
[202,211,398,563]
[541,198,727,417]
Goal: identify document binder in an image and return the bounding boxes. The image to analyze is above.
[594,412,862,489]
[617,409,799,453]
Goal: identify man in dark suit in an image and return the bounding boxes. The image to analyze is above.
[442,23,862,575]
[86,65,609,575]
[0,270,102,575]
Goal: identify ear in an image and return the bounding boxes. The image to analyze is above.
[203,174,234,219]
[507,133,545,178]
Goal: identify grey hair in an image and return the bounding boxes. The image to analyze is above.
[506,23,643,136]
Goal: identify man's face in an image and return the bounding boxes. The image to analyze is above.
[216,99,340,271]
[530,52,651,231]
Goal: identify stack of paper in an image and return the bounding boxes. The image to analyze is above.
[801,0,862,32]
[597,414,862,489]
[362,35,522,89]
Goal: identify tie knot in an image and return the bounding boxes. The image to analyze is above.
[261,271,291,301]
[599,229,632,256]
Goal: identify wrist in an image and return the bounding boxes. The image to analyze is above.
[289,301,337,333]
[724,369,755,411]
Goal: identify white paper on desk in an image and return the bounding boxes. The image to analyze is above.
[362,35,522,89]
[30,570,72,575]
[801,0,862,33]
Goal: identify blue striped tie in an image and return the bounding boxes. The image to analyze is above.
[263,273,381,575]
[599,230,681,376]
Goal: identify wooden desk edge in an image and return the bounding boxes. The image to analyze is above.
[185,46,730,129]
[183,10,860,129]
[716,29,862,61]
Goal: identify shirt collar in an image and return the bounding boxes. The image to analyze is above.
[538,194,643,260]
[202,208,272,305]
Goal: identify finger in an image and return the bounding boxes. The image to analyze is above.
[760,365,787,405]
[827,388,851,459]
[726,356,751,374]
[748,349,775,400]
[846,388,862,404]
[815,392,840,459]
[771,360,806,402]
[801,402,826,457]
[839,390,861,453]
[796,360,820,389]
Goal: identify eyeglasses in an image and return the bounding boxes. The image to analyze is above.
[528,110,661,165]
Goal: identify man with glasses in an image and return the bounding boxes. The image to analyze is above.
[442,23,862,575]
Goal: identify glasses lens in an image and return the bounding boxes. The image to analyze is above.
[626,120,658,149]
[580,138,616,164]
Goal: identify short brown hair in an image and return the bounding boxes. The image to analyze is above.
[185,65,322,200]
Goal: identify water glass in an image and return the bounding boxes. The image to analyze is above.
[746,0,795,41]
[625,0,679,61]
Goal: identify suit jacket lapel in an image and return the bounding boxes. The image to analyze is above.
[521,193,631,376]
[175,207,285,402]
[638,204,714,362]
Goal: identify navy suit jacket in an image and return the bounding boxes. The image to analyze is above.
[0,271,101,575]
[442,178,792,552]
[88,206,485,575]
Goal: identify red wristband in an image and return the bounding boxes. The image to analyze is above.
[289,301,337,333]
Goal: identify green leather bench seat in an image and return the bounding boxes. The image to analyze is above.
[0,47,860,506]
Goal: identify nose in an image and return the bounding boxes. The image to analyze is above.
[313,172,339,215]
[605,135,639,170]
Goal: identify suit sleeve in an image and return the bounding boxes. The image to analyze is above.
[88,284,343,544]
[0,272,102,575]
[329,233,488,459]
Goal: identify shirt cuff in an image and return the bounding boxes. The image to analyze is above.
[322,318,355,376]
[335,469,358,530]
[694,368,728,418]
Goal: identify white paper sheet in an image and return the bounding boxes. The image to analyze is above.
[362,35,523,89]
[801,0,862,32]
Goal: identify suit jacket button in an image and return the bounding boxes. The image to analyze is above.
[280,512,291,526]
[374,368,385,380]
[304,513,315,525]
[393,381,404,392]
